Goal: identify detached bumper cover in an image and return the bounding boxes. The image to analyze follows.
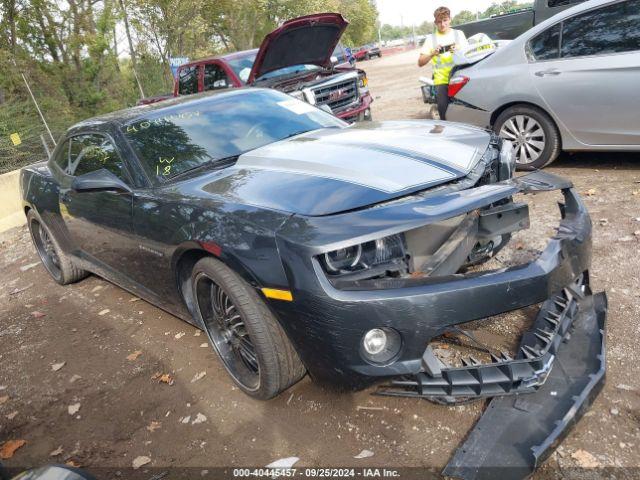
[443,291,607,480]
[376,277,598,403]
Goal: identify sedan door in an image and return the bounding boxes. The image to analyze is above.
[528,0,640,146]
[58,133,137,277]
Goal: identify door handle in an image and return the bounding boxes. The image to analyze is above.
[535,69,561,77]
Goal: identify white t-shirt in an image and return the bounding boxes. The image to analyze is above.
[420,29,468,56]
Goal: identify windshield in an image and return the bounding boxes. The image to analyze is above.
[227,53,256,83]
[227,52,321,83]
[122,89,346,182]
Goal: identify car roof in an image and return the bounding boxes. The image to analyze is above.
[66,88,260,134]
[521,0,618,40]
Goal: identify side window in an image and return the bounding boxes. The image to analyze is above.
[52,140,71,174]
[68,134,128,182]
[529,23,561,60]
[203,64,230,91]
[547,0,582,7]
[178,66,199,95]
[561,0,640,58]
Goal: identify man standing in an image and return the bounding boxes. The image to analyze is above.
[418,7,468,120]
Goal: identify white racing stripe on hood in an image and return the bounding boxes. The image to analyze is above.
[237,141,458,193]
[329,125,485,173]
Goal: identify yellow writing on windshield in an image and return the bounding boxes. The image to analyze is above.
[156,156,175,176]
[130,111,202,132]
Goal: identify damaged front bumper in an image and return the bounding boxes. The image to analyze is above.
[273,170,606,479]
[274,171,596,386]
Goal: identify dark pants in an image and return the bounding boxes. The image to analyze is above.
[436,84,450,121]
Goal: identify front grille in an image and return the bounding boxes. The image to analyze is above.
[313,78,358,112]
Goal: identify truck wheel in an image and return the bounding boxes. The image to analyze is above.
[191,257,306,400]
[494,105,560,170]
[27,210,88,285]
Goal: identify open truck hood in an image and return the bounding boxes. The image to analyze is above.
[200,121,491,216]
[248,13,348,83]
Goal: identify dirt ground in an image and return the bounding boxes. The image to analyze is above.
[1,49,639,478]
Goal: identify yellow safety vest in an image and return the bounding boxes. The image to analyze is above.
[431,30,462,85]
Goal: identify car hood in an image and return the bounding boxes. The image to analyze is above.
[199,121,491,216]
[248,13,348,83]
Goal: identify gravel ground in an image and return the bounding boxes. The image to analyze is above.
[1,49,639,478]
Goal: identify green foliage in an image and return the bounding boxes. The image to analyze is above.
[452,10,477,26]
[0,0,381,172]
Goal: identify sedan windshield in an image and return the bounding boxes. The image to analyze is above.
[122,89,346,182]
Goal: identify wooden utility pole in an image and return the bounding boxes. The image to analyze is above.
[118,0,145,98]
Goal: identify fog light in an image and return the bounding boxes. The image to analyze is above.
[361,327,402,365]
[363,328,387,355]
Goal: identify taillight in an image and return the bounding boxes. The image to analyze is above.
[448,76,469,97]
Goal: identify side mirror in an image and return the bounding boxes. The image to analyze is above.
[330,55,338,65]
[71,169,132,194]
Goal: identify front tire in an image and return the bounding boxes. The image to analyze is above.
[27,210,88,285]
[191,257,306,400]
[494,105,560,170]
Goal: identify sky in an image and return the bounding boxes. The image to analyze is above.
[377,0,499,26]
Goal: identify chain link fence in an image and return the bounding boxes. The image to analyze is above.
[0,127,60,175]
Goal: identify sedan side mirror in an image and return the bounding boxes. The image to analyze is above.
[71,169,132,194]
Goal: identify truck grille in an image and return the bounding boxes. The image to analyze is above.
[313,78,358,112]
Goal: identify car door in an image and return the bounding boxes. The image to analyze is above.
[58,133,136,275]
[528,0,640,146]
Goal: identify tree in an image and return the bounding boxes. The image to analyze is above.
[452,10,476,26]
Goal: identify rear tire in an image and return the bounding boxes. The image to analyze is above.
[494,105,560,170]
[191,257,306,400]
[27,210,88,285]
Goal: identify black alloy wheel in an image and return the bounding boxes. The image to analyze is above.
[26,210,88,285]
[190,256,306,399]
[195,272,260,391]
[30,217,63,283]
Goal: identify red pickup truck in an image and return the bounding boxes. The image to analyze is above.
[140,13,373,123]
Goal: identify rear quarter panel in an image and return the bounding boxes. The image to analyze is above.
[21,162,59,217]
[20,162,76,254]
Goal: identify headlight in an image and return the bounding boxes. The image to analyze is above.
[324,244,363,272]
[358,74,369,93]
[321,234,406,275]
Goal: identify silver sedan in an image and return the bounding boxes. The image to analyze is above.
[447,0,640,169]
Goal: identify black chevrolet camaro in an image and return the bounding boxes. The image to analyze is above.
[21,88,607,477]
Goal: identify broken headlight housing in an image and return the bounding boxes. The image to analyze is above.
[320,234,406,276]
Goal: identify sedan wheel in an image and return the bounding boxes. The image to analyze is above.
[499,115,545,166]
[494,105,561,170]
